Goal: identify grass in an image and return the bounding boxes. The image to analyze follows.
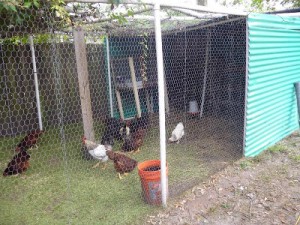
[0,122,208,225]
[221,202,230,209]
[239,161,252,170]
[290,154,300,162]
[267,144,287,153]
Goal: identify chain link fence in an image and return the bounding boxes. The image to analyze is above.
[0,5,247,224]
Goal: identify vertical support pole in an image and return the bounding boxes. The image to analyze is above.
[154,1,167,207]
[73,27,95,141]
[29,36,43,131]
[129,57,142,118]
[200,29,210,118]
[106,37,114,118]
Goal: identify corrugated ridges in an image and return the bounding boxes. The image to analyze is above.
[245,13,300,157]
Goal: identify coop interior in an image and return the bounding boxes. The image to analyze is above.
[0,9,247,225]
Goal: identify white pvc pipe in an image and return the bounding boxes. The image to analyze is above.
[127,15,196,21]
[64,0,248,16]
[106,37,114,117]
[154,1,167,207]
[161,2,247,16]
[29,36,43,131]
[172,8,224,19]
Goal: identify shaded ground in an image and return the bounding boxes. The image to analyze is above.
[145,132,300,225]
[157,113,243,196]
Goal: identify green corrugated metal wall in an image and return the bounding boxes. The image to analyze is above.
[245,13,300,157]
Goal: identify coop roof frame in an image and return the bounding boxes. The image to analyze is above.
[64,0,248,16]
[62,0,249,36]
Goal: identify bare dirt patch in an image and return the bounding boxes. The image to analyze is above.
[145,132,300,225]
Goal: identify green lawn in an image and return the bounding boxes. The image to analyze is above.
[0,122,208,225]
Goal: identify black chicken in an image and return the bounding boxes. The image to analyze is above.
[101,117,127,145]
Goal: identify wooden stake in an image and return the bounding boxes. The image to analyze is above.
[129,57,142,118]
[110,62,125,120]
[73,26,95,141]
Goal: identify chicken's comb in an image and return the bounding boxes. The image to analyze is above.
[81,136,86,143]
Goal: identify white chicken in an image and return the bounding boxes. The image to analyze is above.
[168,122,185,144]
[82,137,112,169]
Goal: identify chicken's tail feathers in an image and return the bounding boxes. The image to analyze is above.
[168,134,177,143]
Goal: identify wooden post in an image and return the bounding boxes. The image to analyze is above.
[129,57,142,118]
[200,29,211,118]
[73,26,95,141]
[110,62,125,120]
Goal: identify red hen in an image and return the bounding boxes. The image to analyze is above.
[16,130,44,152]
[106,150,137,179]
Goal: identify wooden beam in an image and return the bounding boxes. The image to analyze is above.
[73,26,95,141]
[200,29,210,118]
[110,62,125,120]
[128,57,142,118]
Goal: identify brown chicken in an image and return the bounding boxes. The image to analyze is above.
[3,150,31,176]
[121,128,146,153]
[16,129,44,152]
[106,150,137,179]
[121,113,149,153]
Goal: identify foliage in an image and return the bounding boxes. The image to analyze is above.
[282,0,300,7]
[0,33,70,45]
[0,0,71,36]
[218,0,300,12]
[110,11,132,25]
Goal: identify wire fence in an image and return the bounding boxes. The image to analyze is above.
[0,5,247,224]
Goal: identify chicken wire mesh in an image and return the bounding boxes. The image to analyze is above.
[0,4,247,224]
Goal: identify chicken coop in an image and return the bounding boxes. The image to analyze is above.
[1,1,300,224]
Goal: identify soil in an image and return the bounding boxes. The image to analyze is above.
[144,166,161,171]
[145,132,300,225]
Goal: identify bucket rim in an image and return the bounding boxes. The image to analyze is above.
[138,159,161,170]
[138,159,168,176]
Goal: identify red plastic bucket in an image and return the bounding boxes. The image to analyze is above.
[138,160,168,205]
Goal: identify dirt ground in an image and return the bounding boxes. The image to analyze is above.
[145,132,300,225]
